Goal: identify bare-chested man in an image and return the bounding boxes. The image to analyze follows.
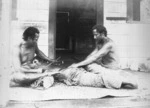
[10,27,55,88]
[70,25,119,72]
[58,25,138,89]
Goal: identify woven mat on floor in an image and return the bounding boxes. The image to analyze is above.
[10,81,150,101]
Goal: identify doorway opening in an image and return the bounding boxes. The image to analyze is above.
[55,0,103,64]
[56,12,70,51]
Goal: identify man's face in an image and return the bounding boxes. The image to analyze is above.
[93,29,103,40]
[33,33,39,42]
[27,33,39,43]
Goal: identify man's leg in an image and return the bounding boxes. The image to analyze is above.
[60,67,121,88]
[87,64,138,89]
[102,69,138,89]
[10,72,52,87]
[120,70,138,89]
[60,67,105,87]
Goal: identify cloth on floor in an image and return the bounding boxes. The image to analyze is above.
[61,67,124,89]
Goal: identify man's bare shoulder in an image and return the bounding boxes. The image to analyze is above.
[100,38,115,51]
[106,38,116,46]
[106,38,118,51]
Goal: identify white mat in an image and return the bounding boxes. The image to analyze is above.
[10,82,150,101]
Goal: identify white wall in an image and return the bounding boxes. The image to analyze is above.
[11,0,150,71]
[11,0,49,56]
[0,0,12,106]
[104,0,150,71]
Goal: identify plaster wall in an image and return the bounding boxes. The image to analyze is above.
[104,0,150,71]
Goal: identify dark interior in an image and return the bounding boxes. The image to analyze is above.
[56,0,97,55]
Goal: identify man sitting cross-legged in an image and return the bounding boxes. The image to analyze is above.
[10,27,59,89]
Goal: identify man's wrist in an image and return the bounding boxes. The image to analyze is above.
[76,63,81,67]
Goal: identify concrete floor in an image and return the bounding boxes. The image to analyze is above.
[2,52,150,108]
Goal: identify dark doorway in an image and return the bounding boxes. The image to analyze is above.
[56,12,70,50]
[57,0,100,52]
[55,0,103,63]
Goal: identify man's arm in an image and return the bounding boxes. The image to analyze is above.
[70,42,113,68]
[35,44,53,62]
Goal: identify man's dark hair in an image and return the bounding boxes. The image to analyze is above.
[92,25,107,37]
[23,27,40,41]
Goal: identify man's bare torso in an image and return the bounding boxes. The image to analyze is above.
[19,42,37,64]
[95,38,119,69]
